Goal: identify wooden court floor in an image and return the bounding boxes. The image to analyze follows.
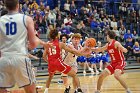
[10,69,140,93]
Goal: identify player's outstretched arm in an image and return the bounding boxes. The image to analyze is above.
[26,16,45,49]
[115,41,128,53]
[60,42,90,56]
[91,43,108,53]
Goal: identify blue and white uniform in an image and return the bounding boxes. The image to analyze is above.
[0,13,35,88]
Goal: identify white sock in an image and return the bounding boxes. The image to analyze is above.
[126,88,131,91]
[96,90,100,92]
[66,86,69,89]
[44,88,48,93]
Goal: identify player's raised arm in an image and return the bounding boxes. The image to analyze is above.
[91,43,108,53]
[60,42,91,56]
[115,41,128,53]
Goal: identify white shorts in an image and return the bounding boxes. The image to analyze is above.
[0,55,36,88]
[61,61,78,76]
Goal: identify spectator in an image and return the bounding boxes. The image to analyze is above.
[59,24,71,35]
[64,0,70,15]
[125,37,134,60]
[53,7,59,15]
[64,15,72,26]
[113,27,120,41]
[133,42,140,63]
[36,16,46,34]
[70,0,77,17]
[90,18,100,33]
[56,15,63,28]
[117,19,124,29]
[22,0,29,13]
[76,20,89,38]
[133,30,139,41]
[31,0,39,10]
[64,15,73,32]
[94,9,99,20]
[124,30,134,41]
[48,10,56,25]
[39,2,45,11]
[99,10,105,20]
[110,18,117,29]
[119,25,126,43]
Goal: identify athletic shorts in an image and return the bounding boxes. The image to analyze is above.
[0,55,36,88]
[106,61,126,75]
[48,58,71,75]
[61,61,78,77]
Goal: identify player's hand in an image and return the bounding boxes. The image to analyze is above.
[82,47,92,57]
[91,47,98,53]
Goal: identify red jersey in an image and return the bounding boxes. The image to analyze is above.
[47,39,62,63]
[47,39,71,75]
[107,40,125,63]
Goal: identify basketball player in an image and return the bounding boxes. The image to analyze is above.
[92,31,132,93]
[43,30,91,93]
[61,33,83,93]
[0,0,47,93]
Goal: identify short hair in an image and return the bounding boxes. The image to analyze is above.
[60,34,69,41]
[71,33,81,39]
[107,30,116,39]
[49,29,58,40]
[4,0,19,10]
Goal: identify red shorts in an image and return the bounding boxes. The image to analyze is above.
[106,61,126,75]
[48,58,71,75]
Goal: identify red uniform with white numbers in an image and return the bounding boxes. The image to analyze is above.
[47,39,71,75]
[106,40,126,74]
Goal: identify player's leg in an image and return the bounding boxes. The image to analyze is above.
[14,56,37,93]
[0,57,17,93]
[99,60,103,72]
[67,69,83,93]
[58,60,82,92]
[44,74,54,93]
[24,84,36,93]
[61,74,70,93]
[95,68,110,93]
[72,65,78,90]
[114,69,131,93]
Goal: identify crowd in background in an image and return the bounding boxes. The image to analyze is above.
[0,0,140,64]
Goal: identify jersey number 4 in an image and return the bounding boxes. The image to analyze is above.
[5,22,17,35]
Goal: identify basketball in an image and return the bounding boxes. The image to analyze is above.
[85,38,96,47]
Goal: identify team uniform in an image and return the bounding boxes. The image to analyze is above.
[47,39,71,75]
[0,13,35,88]
[62,43,82,74]
[106,40,126,75]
